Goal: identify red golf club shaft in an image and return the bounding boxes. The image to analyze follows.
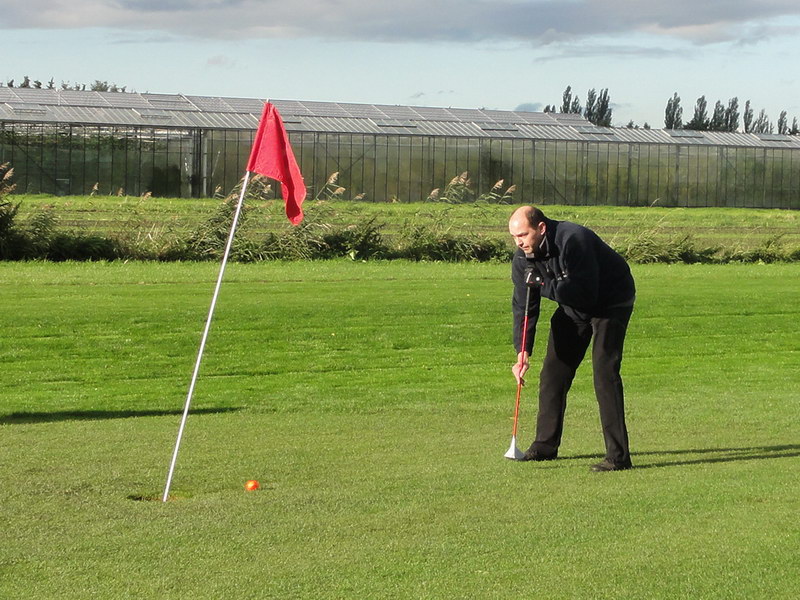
[511,279,533,437]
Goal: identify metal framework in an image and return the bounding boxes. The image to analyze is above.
[1,88,798,208]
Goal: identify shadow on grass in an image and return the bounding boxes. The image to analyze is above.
[0,406,243,425]
[635,444,800,469]
[560,445,800,469]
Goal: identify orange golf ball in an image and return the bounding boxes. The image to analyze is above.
[244,480,260,491]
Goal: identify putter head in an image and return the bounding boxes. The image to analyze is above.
[504,436,525,460]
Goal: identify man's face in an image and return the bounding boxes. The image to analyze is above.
[509,217,546,256]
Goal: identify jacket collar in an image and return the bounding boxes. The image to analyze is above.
[536,217,559,260]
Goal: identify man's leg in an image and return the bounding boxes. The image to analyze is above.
[591,306,633,466]
[530,306,592,456]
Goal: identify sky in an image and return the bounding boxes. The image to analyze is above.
[3,0,800,128]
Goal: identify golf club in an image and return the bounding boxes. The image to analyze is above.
[505,270,534,460]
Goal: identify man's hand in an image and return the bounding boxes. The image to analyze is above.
[512,351,529,386]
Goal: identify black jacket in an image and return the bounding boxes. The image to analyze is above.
[512,218,635,353]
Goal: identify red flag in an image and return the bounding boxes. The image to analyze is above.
[247,103,306,225]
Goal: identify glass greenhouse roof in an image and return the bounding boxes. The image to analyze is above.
[1,87,799,149]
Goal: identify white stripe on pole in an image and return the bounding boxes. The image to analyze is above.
[162,171,252,502]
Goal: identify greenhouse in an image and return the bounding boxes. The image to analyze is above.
[1,87,798,209]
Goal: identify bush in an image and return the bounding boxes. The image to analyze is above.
[720,235,793,264]
[320,217,387,260]
[391,207,511,262]
[46,234,119,261]
[178,183,271,262]
[0,192,121,261]
[258,211,388,260]
[0,200,23,259]
[0,163,22,259]
[0,201,64,260]
[181,197,244,260]
[618,232,720,264]
[396,230,510,262]
[426,172,516,205]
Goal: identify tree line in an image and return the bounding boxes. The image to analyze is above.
[542,85,797,134]
[664,92,797,135]
[5,75,128,93]
[543,85,616,128]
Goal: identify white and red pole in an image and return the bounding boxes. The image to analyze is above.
[162,171,251,502]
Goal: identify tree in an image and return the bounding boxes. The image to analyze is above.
[743,100,754,133]
[560,85,581,114]
[61,81,87,91]
[777,111,788,135]
[791,117,799,136]
[6,76,127,92]
[709,100,726,131]
[752,109,772,134]
[664,92,682,129]
[594,88,613,126]
[561,86,574,113]
[582,88,612,126]
[584,88,597,124]
[724,97,740,132]
[685,95,709,130]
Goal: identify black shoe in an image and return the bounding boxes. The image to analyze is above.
[590,459,632,472]
[519,447,558,462]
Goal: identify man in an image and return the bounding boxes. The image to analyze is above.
[509,206,636,471]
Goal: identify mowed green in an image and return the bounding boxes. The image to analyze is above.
[1,261,797,599]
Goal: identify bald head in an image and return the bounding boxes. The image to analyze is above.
[508,205,547,256]
[509,205,545,229]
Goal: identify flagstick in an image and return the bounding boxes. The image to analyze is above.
[162,171,252,502]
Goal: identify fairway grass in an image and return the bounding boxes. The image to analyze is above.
[1,261,798,598]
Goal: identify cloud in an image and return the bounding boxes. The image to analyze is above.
[408,90,456,102]
[4,0,800,47]
[732,22,800,46]
[515,102,544,112]
[206,54,236,68]
[538,43,688,61]
[109,32,187,45]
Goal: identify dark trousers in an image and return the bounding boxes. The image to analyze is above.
[532,304,633,464]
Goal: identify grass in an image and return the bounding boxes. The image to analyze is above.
[0,261,798,598]
[10,193,800,254]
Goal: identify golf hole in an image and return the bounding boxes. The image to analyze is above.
[127,493,179,502]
